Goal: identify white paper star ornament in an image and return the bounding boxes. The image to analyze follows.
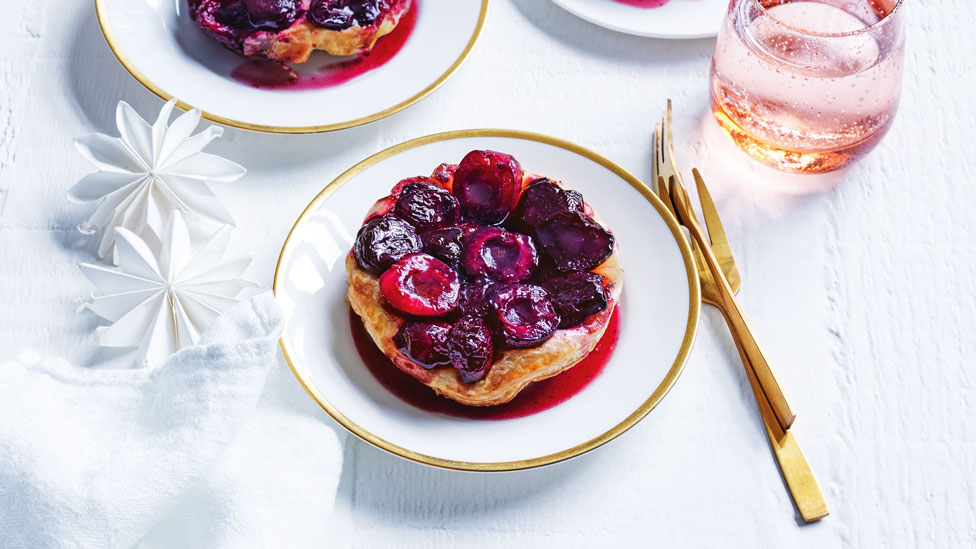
[79,211,258,365]
[71,99,245,260]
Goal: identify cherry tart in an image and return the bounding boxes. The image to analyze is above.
[189,0,411,64]
[346,150,623,406]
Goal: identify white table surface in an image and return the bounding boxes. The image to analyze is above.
[2,0,974,546]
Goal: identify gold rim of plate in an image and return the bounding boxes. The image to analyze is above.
[93,0,491,134]
[273,129,701,471]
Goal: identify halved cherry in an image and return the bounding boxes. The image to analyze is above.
[461,226,538,283]
[509,178,584,232]
[379,253,460,316]
[394,321,452,369]
[393,181,462,231]
[353,214,422,275]
[446,316,494,383]
[542,272,608,329]
[488,284,560,349]
[452,150,524,224]
[534,211,615,273]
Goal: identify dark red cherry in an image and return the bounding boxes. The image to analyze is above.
[308,0,383,30]
[394,321,451,369]
[452,150,524,224]
[455,278,495,318]
[542,272,609,329]
[353,214,422,275]
[461,227,538,283]
[243,0,302,31]
[380,253,460,316]
[215,1,257,31]
[393,181,462,231]
[509,178,584,231]
[488,284,560,349]
[534,211,615,273]
[390,176,435,201]
[430,163,458,191]
[446,317,494,383]
[420,223,478,268]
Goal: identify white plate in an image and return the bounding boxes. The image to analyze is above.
[550,0,727,39]
[94,0,488,133]
[274,130,699,471]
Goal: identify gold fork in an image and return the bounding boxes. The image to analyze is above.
[654,101,795,432]
[654,102,829,523]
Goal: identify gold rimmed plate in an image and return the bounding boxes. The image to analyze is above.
[273,130,700,471]
[95,0,489,133]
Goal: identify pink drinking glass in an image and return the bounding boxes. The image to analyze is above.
[709,0,905,173]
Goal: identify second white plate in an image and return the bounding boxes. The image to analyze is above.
[95,0,488,133]
[550,0,727,39]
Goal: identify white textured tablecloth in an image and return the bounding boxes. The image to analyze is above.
[1,0,974,546]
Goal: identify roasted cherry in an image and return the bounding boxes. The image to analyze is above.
[379,253,460,316]
[534,211,615,273]
[307,0,384,30]
[452,150,524,224]
[215,1,256,31]
[455,278,495,318]
[390,176,435,200]
[394,321,451,369]
[509,178,584,231]
[488,284,560,349]
[446,317,494,383]
[353,214,422,275]
[393,181,462,231]
[420,223,478,268]
[461,227,538,283]
[542,272,608,329]
[243,0,302,31]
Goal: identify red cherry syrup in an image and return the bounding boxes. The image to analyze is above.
[612,0,670,7]
[350,306,620,420]
[232,1,419,91]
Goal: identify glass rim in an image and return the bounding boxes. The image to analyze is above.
[747,0,905,38]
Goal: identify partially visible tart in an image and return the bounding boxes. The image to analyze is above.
[189,0,412,64]
[347,150,623,407]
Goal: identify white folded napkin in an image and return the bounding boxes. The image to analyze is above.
[0,292,345,548]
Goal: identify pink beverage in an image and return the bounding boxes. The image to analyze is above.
[710,0,905,173]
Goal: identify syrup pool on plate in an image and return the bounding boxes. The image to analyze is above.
[350,306,621,420]
[231,1,419,91]
[611,0,670,7]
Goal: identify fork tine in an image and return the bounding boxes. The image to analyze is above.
[664,100,684,188]
[693,168,740,286]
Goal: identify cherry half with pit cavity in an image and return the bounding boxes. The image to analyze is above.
[452,150,524,225]
[379,253,461,317]
[488,284,561,349]
[461,226,538,283]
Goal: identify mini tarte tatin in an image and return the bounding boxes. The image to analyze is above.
[347,150,623,406]
[189,0,411,64]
